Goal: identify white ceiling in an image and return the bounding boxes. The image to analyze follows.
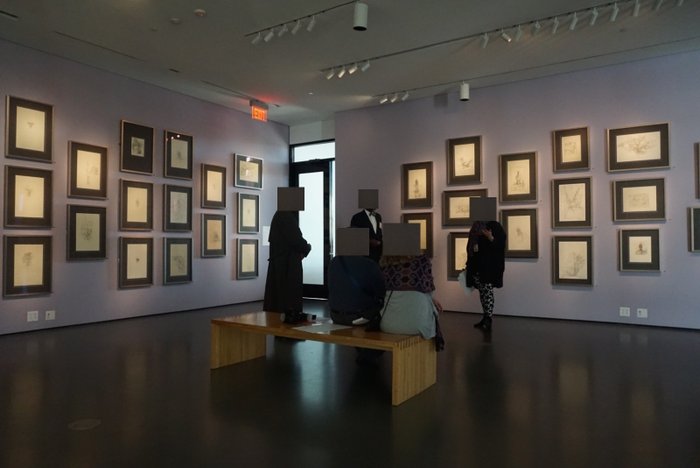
[1,0,699,126]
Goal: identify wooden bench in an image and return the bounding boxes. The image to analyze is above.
[210,311,437,406]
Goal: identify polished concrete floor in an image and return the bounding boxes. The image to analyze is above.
[1,301,699,468]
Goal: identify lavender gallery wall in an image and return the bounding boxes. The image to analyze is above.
[0,40,288,335]
[335,49,700,330]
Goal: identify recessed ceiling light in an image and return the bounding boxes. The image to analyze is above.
[193,9,206,18]
[169,17,182,25]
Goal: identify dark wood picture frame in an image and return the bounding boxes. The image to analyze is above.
[552,235,592,286]
[236,238,259,279]
[4,165,53,228]
[202,213,226,257]
[619,229,660,272]
[612,178,665,222]
[164,130,193,179]
[163,184,192,232]
[234,154,263,190]
[237,193,260,234]
[499,152,537,203]
[118,237,153,288]
[164,237,193,284]
[688,207,700,253]
[442,189,488,226]
[201,164,226,209]
[68,141,108,199]
[120,120,154,175]
[401,161,433,209]
[3,235,52,297]
[500,208,538,258]
[607,123,669,172]
[401,212,433,257]
[119,179,153,231]
[552,177,592,228]
[5,96,53,162]
[447,135,481,185]
[447,231,469,280]
[67,205,107,260]
[553,127,589,172]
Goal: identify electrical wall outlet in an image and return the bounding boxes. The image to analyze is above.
[27,310,39,322]
[637,308,648,318]
[45,310,56,321]
[619,306,630,317]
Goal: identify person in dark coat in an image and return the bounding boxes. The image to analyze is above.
[263,191,312,324]
[350,189,383,262]
[465,220,506,332]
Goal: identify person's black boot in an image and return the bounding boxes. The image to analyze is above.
[481,316,492,332]
[473,315,487,329]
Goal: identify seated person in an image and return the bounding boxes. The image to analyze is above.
[328,228,385,327]
[379,224,443,345]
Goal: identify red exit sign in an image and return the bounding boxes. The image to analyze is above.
[251,105,268,122]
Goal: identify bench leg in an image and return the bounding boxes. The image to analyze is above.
[391,339,437,406]
[210,323,267,369]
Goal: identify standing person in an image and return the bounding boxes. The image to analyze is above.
[465,220,506,332]
[263,187,312,324]
[350,189,382,262]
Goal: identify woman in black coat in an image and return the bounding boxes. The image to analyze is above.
[465,220,506,332]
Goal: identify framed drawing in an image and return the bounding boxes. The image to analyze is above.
[237,193,259,233]
[164,237,192,284]
[612,178,665,222]
[67,205,106,260]
[499,152,537,203]
[234,154,263,189]
[619,229,660,272]
[5,96,53,162]
[202,213,226,257]
[607,123,669,172]
[201,164,226,209]
[551,177,591,228]
[447,232,469,280]
[120,121,154,174]
[163,185,192,231]
[118,237,153,288]
[688,207,700,252]
[447,136,481,185]
[3,235,52,297]
[402,161,433,209]
[4,166,52,228]
[442,189,488,226]
[553,127,589,171]
[401,212,433,257]
[237,238,259,279]
[119,179,153,231]
[500,208,538,258]
[164,130,193,179]
[68,141,108,199]
[552,236,592,286]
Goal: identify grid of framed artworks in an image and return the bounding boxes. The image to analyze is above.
[2,94,265,297]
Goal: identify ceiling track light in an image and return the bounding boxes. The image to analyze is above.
[307,15,317,32]
[633,0,641,17]
[653,0,664,10]
[676,0,684,6]
[291,19,302,34]
[460,82,470,102]
[500,30,512,43]
[532,20,542,35]
[325,68,335,80]
[379,95,388,104]
[251,32,262,45]
[401,91,409,101]
[590,7,599,26]
[514,25,523,42]
[278,24,289,37]
[569,12,578,31]
[390,93,399,103]
[337,65,346,78]
[348,63,359,74]
[610,3,620,22]
[263,28,274,42]
[481,32,489,48]
[353,1,368,31]
[360,60,370,72]
[551,16,559,34]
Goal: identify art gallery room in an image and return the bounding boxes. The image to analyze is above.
[1,0,700,467]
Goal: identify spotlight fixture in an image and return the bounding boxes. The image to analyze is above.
[610,2,620,22]
[379,95,389,104]
[459,82,470,102]
[263,28,274,42]
[278,24,289,37]
[307,15,317,32]
[348,63,359,74]
[337,65,346,78]
[677,0,684,6]
[633,0,641,16]
[551,16,559,34]
[532,20,542,35]
[353,1,368,31]
[401,91,409,101]
[514,25,523,42]
[653,0,664,10]
[360,60,371,72]
[481,32,489,49]
[569,12,578,31]
[390,93,399,103]
[589,7,599,26]
[291,19,303,34]
[500,30,512,43]
[251,32,262,45]
[325,68,335,80]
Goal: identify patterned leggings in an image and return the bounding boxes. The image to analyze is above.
[473,275,494,318]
